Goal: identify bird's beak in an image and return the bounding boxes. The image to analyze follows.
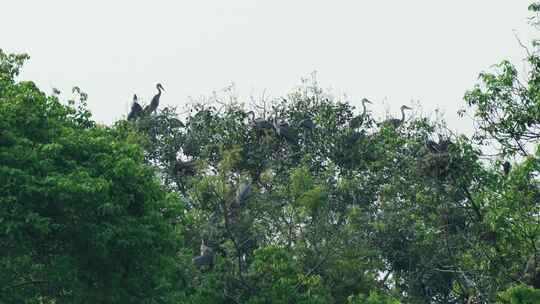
[365,99,372,104]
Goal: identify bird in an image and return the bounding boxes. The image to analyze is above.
[193,240,215,268]
[193,254,213,267]
[425,137,452,153]
[272,116,298,144]
[345,130,366,145]
[299,118,316,130]
[503,161,511,176]
[247,111,273,130]
[350,98,372,129]
[145,83,164,114]
[425,139,440,154]
[235,183,252,208]
[379,105,412,128]
[169,117,185,128]
[437,138,452,152]
[127,94,143,121]
[173,159,196,176]
[200,240,213,256]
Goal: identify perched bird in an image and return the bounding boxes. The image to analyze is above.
[127,94,143,121]
[345,130,366,145]
[379,105,412,128]
[145,83,164,114]
[193,240,215,268]
[193,254,213,267]
[173,159,196,176]
[425,139,440,154]
[247,111,273,130]
[272,117,298,144]
[350,98,372,129]
[425,137,452,153]
[235,182,252,208]
[169,117,185,128]
[503,161,511,176]
[437,139,452,152]
[299,118,316,130]
[200,240,213,256]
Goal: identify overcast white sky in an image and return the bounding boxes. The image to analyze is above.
[2,1,537,134]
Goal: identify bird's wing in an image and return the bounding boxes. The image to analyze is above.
[350,116,363,129]
[132,102,143,112]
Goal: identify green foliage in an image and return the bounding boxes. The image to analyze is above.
[347,292,401,304]
[246,246,331,304]
[497,285,540,304]
[5,3,540,302]
[0,50,187,303]
[139,76,483,303]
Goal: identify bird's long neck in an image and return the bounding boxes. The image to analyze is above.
[400,108,406,123]
[362,100,367,116]
[156,87,162,97]
[272,117,280,129]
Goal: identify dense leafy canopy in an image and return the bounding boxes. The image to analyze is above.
[0,50,189,303]
[4,3,540,303]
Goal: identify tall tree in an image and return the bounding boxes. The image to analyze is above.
[0,50,188,303]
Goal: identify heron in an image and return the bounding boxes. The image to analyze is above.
[299,118,316,130]
[379,105,412,128]
[425,139,440,154]
[350,98,372,129]
[425,136,452,153]
[173,159,196,176]
[193,240,215,268]
[345,130,366,145]
[437,139,452,152]
[247,111,273,130]
[503,161,511,176]
[127,94,143,121]
[235,182,252,208]
[272,116,298,144]
[145,83,164,114]
[193,254,213,267]
[167,117,185,128]
[426,134,452,154]
[200,240,213,256]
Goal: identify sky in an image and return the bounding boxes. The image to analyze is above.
[2,1,537,134]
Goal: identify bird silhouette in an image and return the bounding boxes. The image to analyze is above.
[247,111,273,130]
[350,98,372,129]
[127,94,143,121]
[193,240,215,268]
[235,182,252,208]
[272,116,298,144]
[503,161,511,176]
[345,130,366,145]
[379,105,412,128]
[299,118,316,130]
[145,83,164,114]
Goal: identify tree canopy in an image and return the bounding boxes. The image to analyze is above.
[0,49,188,303]
[4,3,540,303]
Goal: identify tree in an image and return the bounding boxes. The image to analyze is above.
[497,284,540,304]
[0,49,188,303]
[135,76,477,302]
[5,3,540,302]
